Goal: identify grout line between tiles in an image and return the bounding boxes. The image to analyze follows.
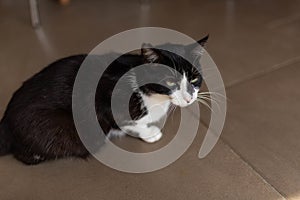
[200,55,300,199]
[225,142,287,200]
[199,120,287,199]
[225,56,300,90]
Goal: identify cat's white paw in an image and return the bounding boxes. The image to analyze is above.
[140,126,162,143]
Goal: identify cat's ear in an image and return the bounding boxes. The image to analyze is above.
[186,34,209,56]
[141,43,159,63]
[197,34,209,47]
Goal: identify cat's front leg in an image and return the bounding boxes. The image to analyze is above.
[122,124,162,143]
[140,125,163,143]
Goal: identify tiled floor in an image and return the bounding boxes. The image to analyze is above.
[0,0,300,199]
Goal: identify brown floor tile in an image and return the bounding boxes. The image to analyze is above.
[0,124,283,200]
[222,62,300,199]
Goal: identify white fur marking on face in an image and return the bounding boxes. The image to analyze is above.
[170,73,199,107]
[181,74,192,102]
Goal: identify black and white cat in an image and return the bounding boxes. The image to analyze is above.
[0,35,208,165]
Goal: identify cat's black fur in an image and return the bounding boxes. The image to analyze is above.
[0,36,208,165]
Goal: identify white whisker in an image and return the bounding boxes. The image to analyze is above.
[198,91,227,99]
[198,96,221,111]
[170,105,177,121]
[198,95,219,104]
[198,94,225,103]
[196,98,214,113]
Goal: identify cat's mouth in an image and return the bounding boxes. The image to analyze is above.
[169,89,199,108]
[169,96,195,107]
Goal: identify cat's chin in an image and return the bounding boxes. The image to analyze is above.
[171,101,193,108]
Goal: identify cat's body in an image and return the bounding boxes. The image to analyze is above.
[0,36,208,164]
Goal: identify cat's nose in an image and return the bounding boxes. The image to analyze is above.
[184,97,192,103]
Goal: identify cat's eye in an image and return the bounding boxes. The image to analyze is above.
[166,80,176,87]
[191,78,198,83]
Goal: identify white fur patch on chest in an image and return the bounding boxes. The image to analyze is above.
[137,94,171,124]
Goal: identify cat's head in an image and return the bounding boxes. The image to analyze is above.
[135,35,208,107]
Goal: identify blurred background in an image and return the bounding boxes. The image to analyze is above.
[0,0,300,199]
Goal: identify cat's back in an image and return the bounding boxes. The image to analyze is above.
[5,54,87,114]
